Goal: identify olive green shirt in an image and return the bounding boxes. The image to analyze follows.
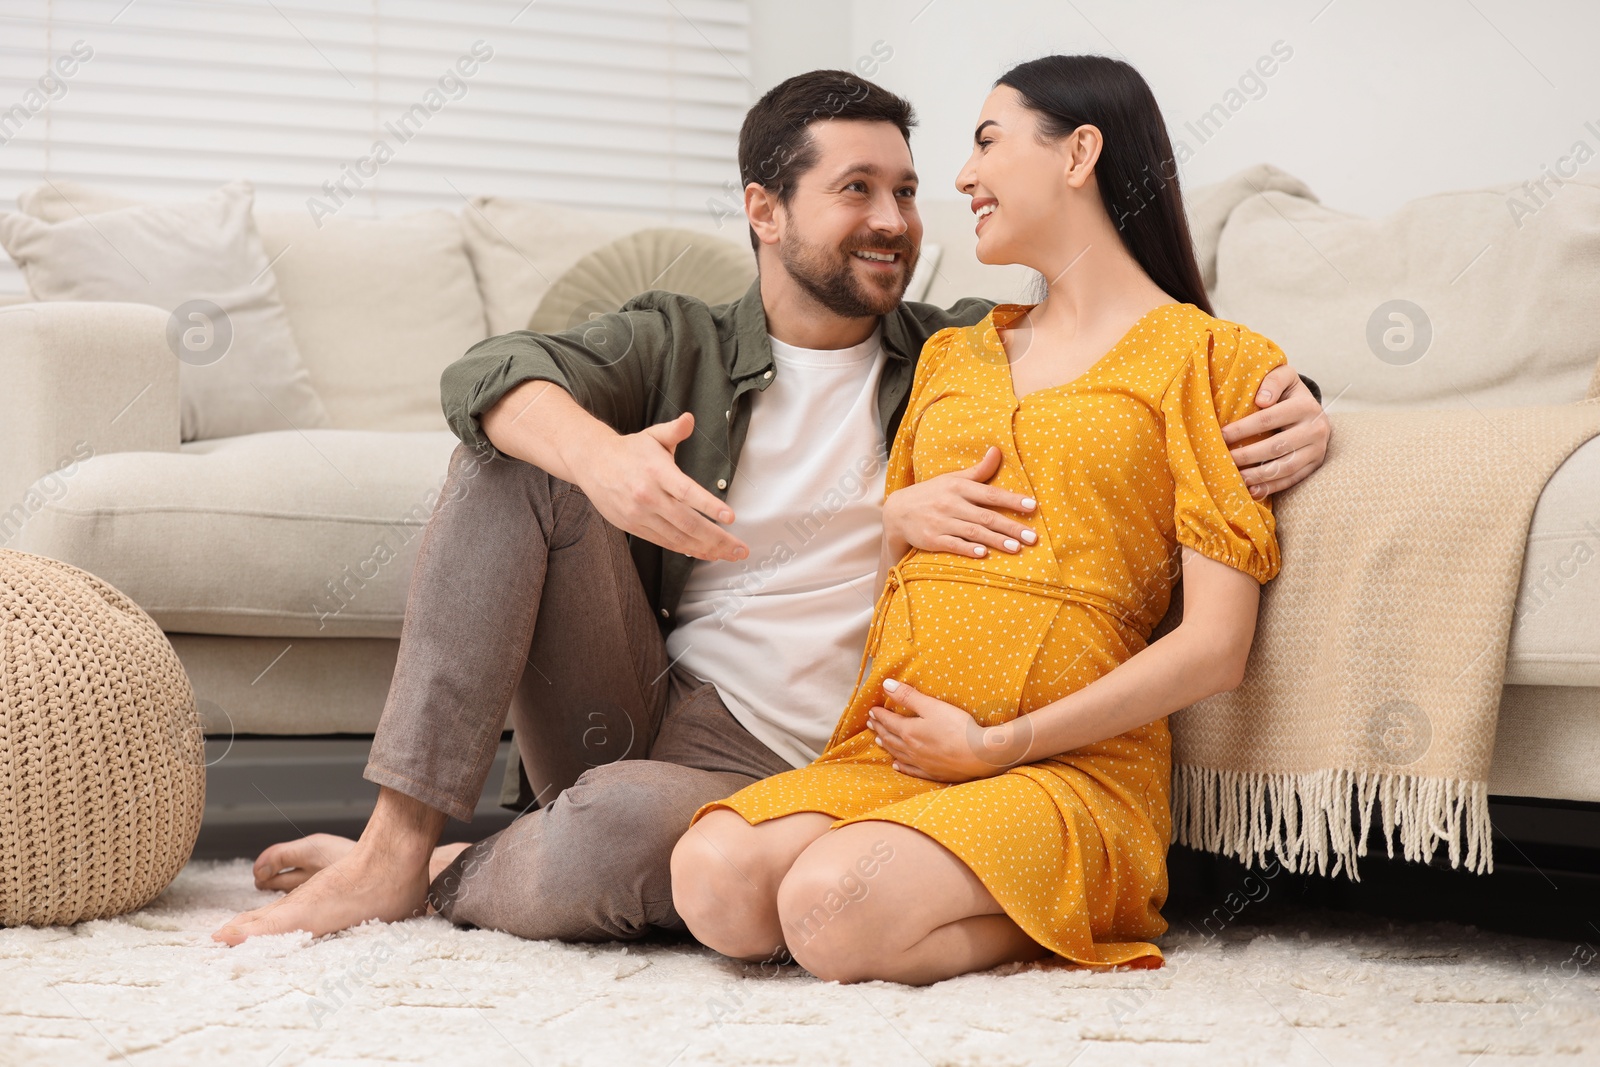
[440,279,995,632]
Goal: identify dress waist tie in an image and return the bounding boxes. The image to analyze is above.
[852,555,1144,696]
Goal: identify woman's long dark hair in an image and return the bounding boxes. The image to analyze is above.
[996,55,1212,315]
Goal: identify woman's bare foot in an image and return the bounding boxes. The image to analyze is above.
[211,786,450,946]
[251,835,473,891]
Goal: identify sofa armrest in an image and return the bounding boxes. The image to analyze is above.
[0,302,180,541]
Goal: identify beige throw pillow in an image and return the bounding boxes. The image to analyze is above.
[461,197,756,336]
[1207,169,1600,410]
[528,227,757,333]
[18,180,492,432]
[1,180,328,441]
[17,179,140,220]
[252,209,488,432]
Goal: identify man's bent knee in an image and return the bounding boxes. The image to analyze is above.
[433,760,709,941]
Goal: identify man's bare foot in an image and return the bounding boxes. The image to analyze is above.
[251,833,358,891]
[251,835,473,891]
[212,838,429,945]
[212,785,450,946]
[430,841,472,880]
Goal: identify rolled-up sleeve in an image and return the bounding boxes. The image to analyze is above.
[440,307,672,455]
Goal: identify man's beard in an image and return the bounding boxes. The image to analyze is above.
[778,230,917,319]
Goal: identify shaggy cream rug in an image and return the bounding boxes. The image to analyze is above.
[2,859,1596,1066]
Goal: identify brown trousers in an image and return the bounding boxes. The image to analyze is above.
[363,445,791,940]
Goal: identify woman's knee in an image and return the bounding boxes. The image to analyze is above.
[775,847,891,983]
[670,811,783,960]
[667,815,735,928]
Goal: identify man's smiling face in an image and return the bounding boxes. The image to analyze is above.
[772,118,923,317]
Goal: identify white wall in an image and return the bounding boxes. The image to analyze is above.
[748,0,853,90]
[750,0,1600,218]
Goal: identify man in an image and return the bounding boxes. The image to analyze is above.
[214,70,1328,946]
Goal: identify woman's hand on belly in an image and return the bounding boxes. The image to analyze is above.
[866,679,1024,783]
[884,446,1038,561]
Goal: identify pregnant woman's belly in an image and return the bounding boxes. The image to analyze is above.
[824,555,1151,753]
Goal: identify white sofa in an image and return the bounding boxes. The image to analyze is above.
[3,174,1598,810]
[0,188,763,739]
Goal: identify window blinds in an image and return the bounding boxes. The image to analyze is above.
[0,0,752,296]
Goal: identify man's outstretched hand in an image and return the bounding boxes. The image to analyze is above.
[584,412,750,563]
[1221,363,1331,498]
[481,382,746,562]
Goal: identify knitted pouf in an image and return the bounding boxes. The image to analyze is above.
[0,549,204,926]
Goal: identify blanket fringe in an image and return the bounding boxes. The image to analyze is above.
[1170,765,1492,879]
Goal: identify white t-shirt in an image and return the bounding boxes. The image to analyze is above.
[665,329,888,767]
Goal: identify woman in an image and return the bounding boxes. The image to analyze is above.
[669,54,1288,986]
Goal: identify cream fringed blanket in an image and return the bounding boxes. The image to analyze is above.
[1171,400,1600,878]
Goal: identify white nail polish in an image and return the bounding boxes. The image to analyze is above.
[1020,530,1037,544]
[974,545,986,557]
[883,678,900,691]
[1004,538,1019,552]
[1021,497,1036,510]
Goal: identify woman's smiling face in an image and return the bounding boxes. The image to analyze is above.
[955,86,1088,267]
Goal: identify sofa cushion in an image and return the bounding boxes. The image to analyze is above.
[1209,170,1600,410]
[527,227,756,333]
[13,180,485,433]
[14,429,463,639]
[253,210,488,432]
[461,197,675,337]
[1186,163,1315,292]
[1505,434,1600,687]
[15,178,140,219]
[2,180,329,442]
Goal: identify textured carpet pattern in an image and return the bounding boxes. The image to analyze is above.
[1,859,1596,1065]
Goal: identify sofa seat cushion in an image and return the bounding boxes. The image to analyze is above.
[1505,434,1600,687]
[15,430,462,639]
[16,426,1593,681]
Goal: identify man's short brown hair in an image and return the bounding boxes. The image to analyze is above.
[737,70,916,250]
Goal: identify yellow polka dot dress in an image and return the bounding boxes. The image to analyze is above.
[696,303,1286,967]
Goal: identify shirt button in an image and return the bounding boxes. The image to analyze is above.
[724,409,731,420]
[659,608,669,618]
[762,370,773,380]
[716,478,728,490]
